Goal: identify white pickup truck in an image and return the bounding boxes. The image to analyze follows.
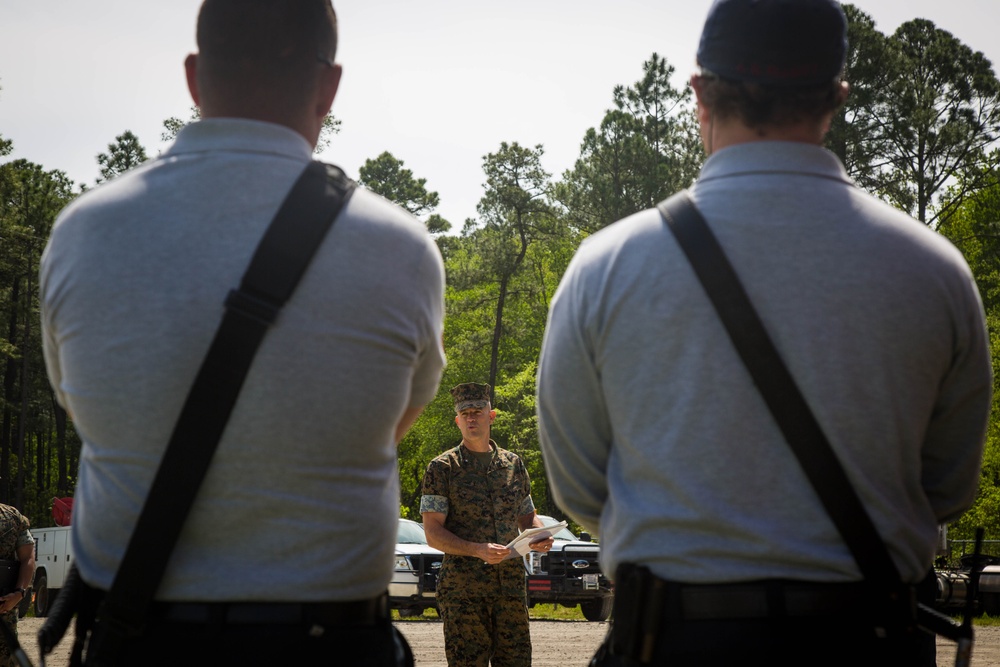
[389,518,443,617]
[31,525,73,617]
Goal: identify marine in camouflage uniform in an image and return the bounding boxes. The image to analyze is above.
[420,383,553,667]
[0,504,34,667]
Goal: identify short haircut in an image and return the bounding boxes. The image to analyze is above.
[696,75,845,130]
[196,0,337,109]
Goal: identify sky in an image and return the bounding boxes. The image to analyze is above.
[2,1,999,228]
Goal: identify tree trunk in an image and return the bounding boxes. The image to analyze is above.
[16,250,35,509]
[1,277,21,505]
[489,274,508,405]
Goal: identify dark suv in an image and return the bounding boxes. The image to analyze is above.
[523,515,613,621]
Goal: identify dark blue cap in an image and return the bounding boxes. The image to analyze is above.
[697,0,847,86]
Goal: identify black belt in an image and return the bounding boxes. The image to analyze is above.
[607,564,927,664]
[148,594,388,627]
[660,580,877,620]
[613,563,916,623]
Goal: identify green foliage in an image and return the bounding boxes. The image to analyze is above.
[469,142,561,396]
[96,130,148,184]
[398,390,461,520]
[938,163,1000,542]
[887,20,1000,224]
[390,603,587,621]
[826,5,905,202]
[833,6,1000,225]
[1,25,996,549]
[0,159,80,523]
[528,604,585,621]
[492,362,549,514]
[556,53,703,233]
[973,614,1000,626]
[314,114,342,154]
[358,151,449,234]
[396,143,578,519]
[160,106,201,143]
[938,161,1000,312]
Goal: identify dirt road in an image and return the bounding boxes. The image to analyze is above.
[16,616,1000,666]
[397,620,1000,667]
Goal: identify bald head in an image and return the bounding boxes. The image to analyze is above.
[187,0,340,141]
[197,0,337,65]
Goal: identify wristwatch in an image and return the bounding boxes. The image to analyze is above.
[15,587,28,598]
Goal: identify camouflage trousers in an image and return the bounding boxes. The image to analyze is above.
[437,596,530,667]
[0,612,18,667]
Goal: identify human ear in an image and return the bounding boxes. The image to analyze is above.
[184,53,201,106]
[317,63,342,117]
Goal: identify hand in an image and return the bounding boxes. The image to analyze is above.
[0,591,22,615]
[478,542,512,565]
[530,537,554,553]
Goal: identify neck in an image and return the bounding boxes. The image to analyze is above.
[707,120,826,153]
[702,111,830,155]
[200,106,318,148]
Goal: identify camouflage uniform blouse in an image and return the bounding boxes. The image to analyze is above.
[420,441,535,599]
[0,505,31,571]
[0,504,32,625]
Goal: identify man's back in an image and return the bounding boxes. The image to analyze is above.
[41,118,446,601]
[538,140,991,585]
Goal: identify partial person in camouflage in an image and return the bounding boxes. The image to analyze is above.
[0,504,34,667]
[420,382,553,667]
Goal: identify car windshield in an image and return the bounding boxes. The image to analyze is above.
[538,515,579,541]
[397,520,428,545]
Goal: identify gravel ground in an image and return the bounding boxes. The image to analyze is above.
[15,616,1000,666]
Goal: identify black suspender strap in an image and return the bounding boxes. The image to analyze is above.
[92,161,356,650]
[656,190,899,583]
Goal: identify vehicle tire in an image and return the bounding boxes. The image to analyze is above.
[16,591,29,618]
[580,597,613,622]
[33,573,49,618]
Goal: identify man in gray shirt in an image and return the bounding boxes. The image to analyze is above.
[40,1,444,665]
[537,0,992,664]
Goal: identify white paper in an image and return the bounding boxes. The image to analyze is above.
[501,521,568,560]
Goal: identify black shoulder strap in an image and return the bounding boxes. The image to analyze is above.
[96,161,356,640]
[656,191,900,584]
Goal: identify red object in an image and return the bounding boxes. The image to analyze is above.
[528,579,552,592]
[51,497,74,526]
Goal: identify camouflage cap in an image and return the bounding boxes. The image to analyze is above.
[451,382,491,412]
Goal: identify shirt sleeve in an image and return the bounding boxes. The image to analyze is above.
[39,242,69,412]
[920,274,993,523]
[16,528,33,550]
[536,256,613,535]
[419,459,450,515]
[406,240,447,410]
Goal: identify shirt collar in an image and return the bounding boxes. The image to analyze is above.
[698,141,852,186]
[166,118,314,163]
[459,440,502,466]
